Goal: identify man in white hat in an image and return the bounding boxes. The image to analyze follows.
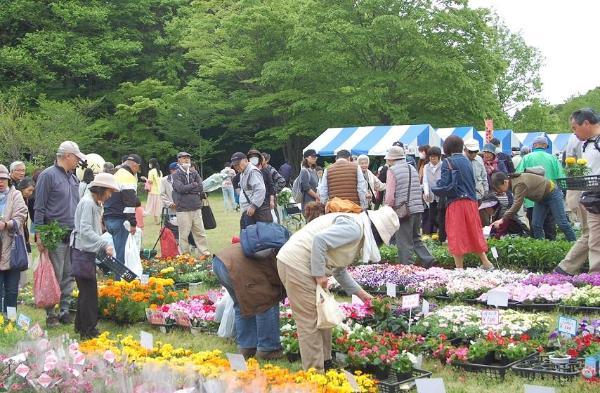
[463,139,488,201]
[34,141,86,328]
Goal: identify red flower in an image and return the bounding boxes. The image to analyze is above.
[567,348,579,358]
[439,334,447,341]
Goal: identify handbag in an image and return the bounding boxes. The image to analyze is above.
[431,157,461,198]
[315,286,345,330]
[9,219,28,271]
[581,192,600,214]
[395,164,412,221]
[201,198,217,230]
[71,247,97,279]
[144,180,152,192]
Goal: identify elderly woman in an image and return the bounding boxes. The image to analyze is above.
[277,206,399,371]
[0,165,28,314]
[71,173,119,339]
[357,155,385,208]
[482,143,508,188]
[434,136,494,270]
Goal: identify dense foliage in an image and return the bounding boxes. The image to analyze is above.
[0,0,550,171]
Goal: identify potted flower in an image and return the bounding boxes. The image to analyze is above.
[281,323,300,362]
[548,348,571,365]
[391,353,414,381]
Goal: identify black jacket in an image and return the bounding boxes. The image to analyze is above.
[172,167,204,212]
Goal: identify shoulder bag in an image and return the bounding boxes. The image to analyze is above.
[395,164,412,221]
[9,219,29,271]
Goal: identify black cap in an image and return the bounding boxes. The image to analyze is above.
[303,149,318,158]
[125,154,142,165]
[230,152,247,164]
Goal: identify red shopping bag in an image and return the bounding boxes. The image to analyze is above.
[160,227,179,258]
[33,250,61,309]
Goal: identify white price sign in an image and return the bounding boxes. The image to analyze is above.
[402,294,420,309]
[481,309,500,326]
[558,316,577,336]
[386,283,397,298]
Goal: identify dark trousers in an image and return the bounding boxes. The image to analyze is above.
[0,269,20,313]
[437,197,448,242]
[74,276,98,336]
[526,207,556,240]
[422,201,439,235]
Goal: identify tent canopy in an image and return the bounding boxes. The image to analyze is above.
[515,132,553,154]
[548,133,572,155]
[303,124,438,156]
[436,127,483,150]
[493,130,521,155]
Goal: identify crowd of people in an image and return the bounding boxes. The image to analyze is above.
[0,108,599,373]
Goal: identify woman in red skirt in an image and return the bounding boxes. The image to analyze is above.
[434,136,494,270]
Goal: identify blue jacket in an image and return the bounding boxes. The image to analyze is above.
[437,153,477,204]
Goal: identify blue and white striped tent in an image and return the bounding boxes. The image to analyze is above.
[548,133,572,155]
[436,127,483,150]
[515,132,553,154]
[303,124,439,156]
[493,130,521,155]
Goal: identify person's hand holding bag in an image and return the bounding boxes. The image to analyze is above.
[315,286,345,330]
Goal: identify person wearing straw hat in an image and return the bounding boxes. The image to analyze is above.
[70,173,119,340]
[277,206,399,371]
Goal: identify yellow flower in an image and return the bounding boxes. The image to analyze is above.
[577,158,588,166]
[431,233,439,241]
[565,157,577,165]
[421,234,430,241]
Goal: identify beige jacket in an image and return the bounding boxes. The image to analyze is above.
[0,187,28,270]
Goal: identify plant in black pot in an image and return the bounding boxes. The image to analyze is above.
[391,353,414,382]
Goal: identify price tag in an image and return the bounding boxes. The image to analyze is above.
[140,331,153,350]
[351,295,364,305]
[145,309,166,325]
[491,247,499,259]
[6,307,17,321]
[558,316,578,336]
[524,385,556,393]
[486,289,509,308]
[422,300,430,315]
[17,314,31,330]
[28,323,44,339]
[15,363,30,378]
[140,274,149,285]
[226,353,248,371]
[386,283,397,298]
[174,310,192,328]
[481,309,500,326]
[402,294,420,309]
[343,370,360,392]
[416,378,446,393]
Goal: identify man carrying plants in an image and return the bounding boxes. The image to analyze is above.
[34,141,85,328]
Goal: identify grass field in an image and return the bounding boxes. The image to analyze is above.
[2,192,600,392]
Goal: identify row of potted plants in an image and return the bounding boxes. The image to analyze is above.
[141,254,220,286]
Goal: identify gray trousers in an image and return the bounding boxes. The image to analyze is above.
[46,242,75,317]
[395,213,434,265]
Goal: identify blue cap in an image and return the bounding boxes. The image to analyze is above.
[168,162,178,170]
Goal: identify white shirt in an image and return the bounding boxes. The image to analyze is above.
[582,135,600,176]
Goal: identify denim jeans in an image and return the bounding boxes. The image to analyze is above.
[222,187,236,211]
[104,217,128,265]
[532,188,576,241]
[0,269,20,313]
[212,257,281,352]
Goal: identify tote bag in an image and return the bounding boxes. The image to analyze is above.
[315,286,345,330]
[201,198,217,230]
[9,219,28,271]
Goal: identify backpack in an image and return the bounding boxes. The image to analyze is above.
[291,168,306,204]
[240,221,291,259]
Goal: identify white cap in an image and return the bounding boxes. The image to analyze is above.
[58,141,86,162]
[464,139,480,152]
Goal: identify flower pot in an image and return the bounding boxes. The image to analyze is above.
[286,352,301,363]
[548,355,571,365]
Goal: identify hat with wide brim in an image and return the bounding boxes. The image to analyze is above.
[367,206,400,245]
[384,146,405,160]
[89,173,119,191]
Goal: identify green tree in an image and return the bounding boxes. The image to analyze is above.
[512,99,564,133]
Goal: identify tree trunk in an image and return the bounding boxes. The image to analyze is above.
[282,137,307,179]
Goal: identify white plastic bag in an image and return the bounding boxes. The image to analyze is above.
[315,286,345,329]
[124,233,143,277]
[271,209,278,224]
[217,292,235,338]
[214,288,227,322]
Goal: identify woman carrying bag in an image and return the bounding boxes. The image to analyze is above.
[70,173,118,339]
[0,164,28,314]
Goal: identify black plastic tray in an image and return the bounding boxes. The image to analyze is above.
[453,353,537,380]
[556,175,600,191]
[377,368,432,393]
[511,354,585,383]
[512,302,559,312]
[96,253,137,282]
[559,305,600,314]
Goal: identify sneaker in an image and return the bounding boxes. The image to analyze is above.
[239,348,257,359]
[46,316,60,328]
[59,312,74,325]
[553,266,573,276]
[419,259,436,269]
[256,350,285,360]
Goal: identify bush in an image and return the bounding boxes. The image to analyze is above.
[380,236,573,272]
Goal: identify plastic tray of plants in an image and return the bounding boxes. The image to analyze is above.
[452,353,537,380]
[377,368,432,393]
[511,354,585,382]
[556,175,600,191]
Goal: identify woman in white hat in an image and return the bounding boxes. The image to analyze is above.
[0,164,28,315]
[70,173,119,339]
[276,206,399,371]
